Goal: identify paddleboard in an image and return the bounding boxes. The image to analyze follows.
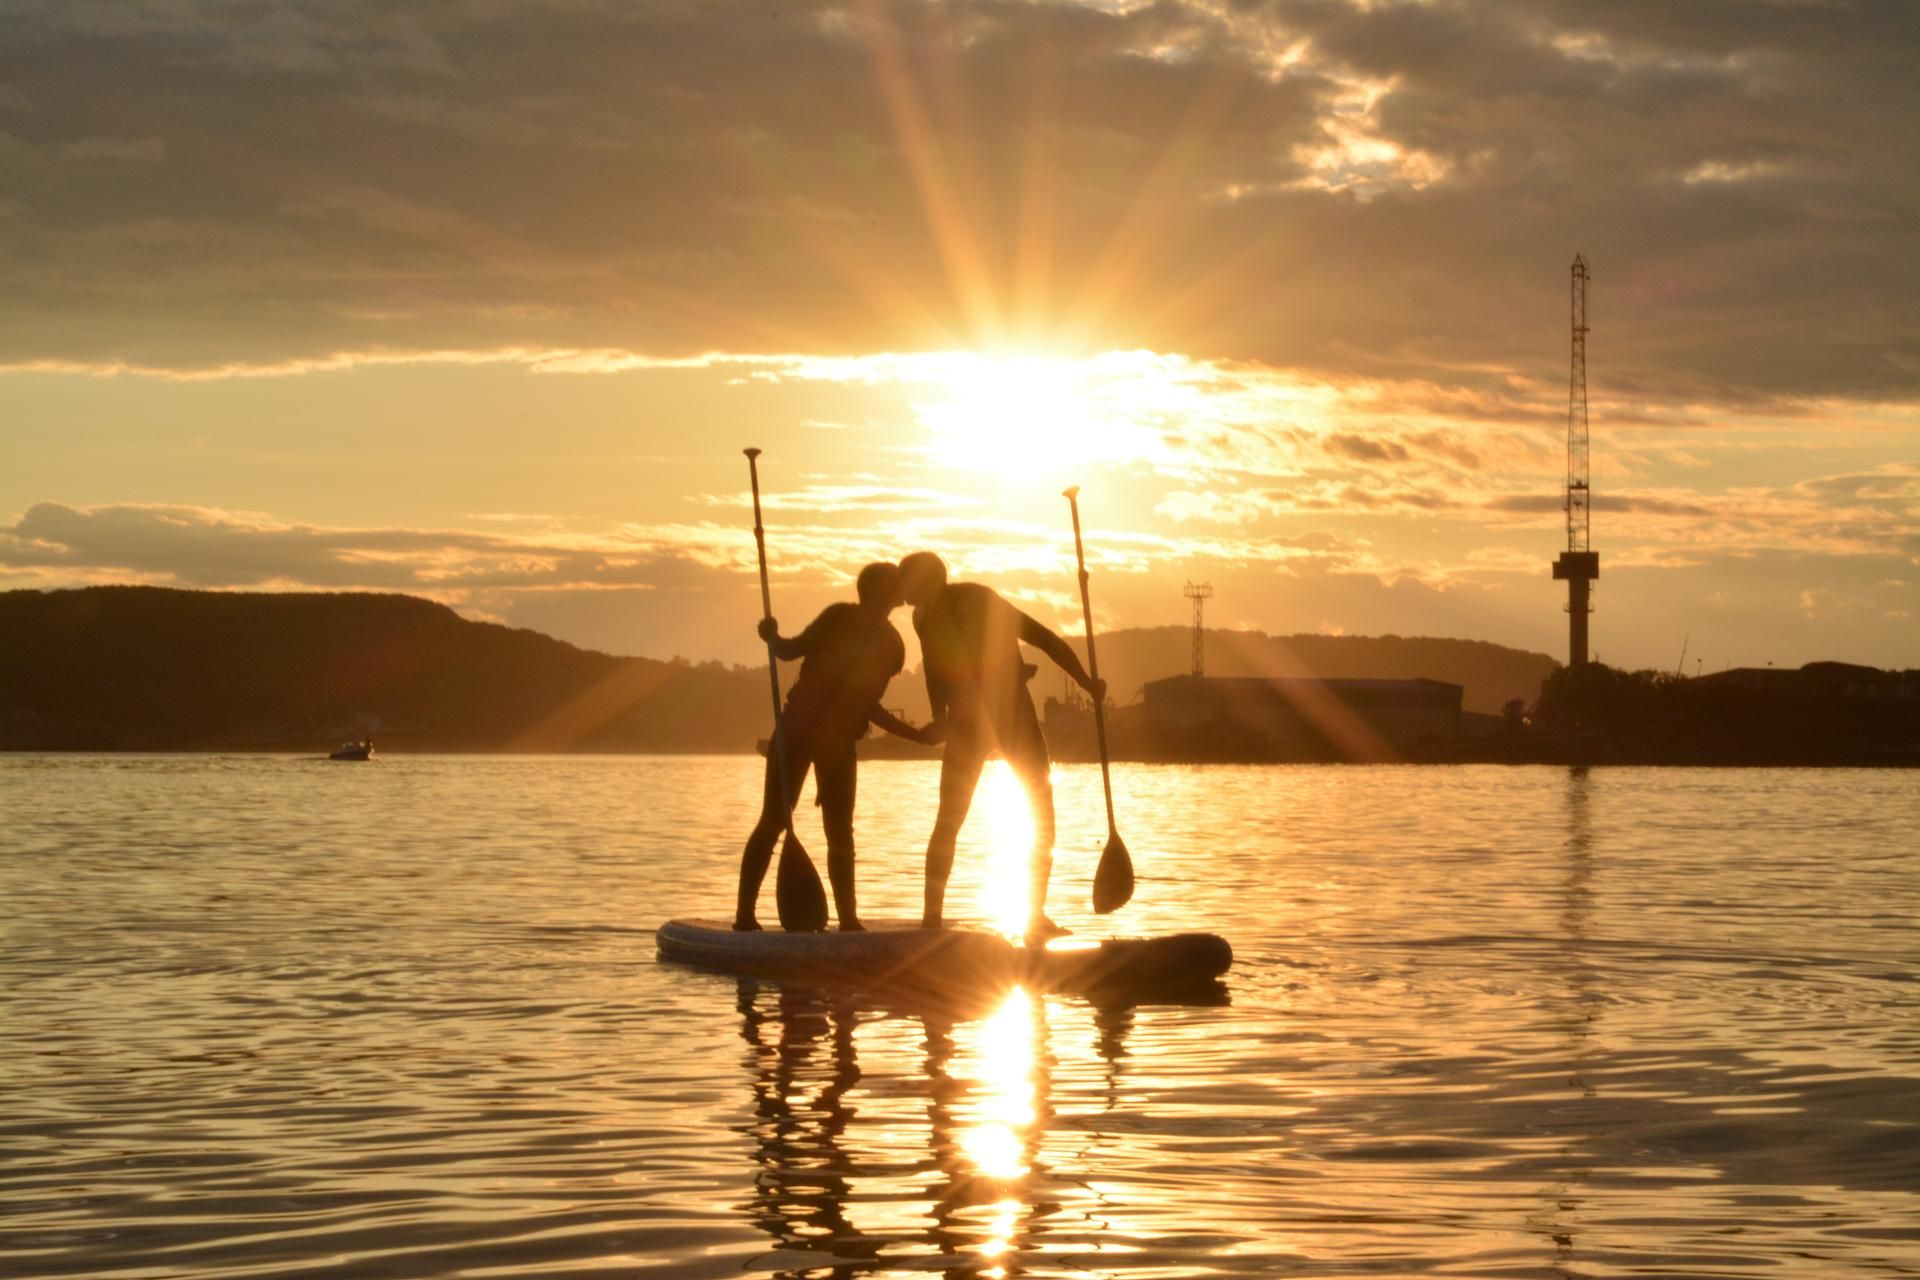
[656,919,1231,998]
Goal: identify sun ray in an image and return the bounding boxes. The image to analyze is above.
[858,4,1004,343]
[977,760,1034,937]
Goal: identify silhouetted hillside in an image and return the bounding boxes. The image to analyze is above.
[0,588,1562,753]
[0,587,773,752]
[1048,626,1558,716]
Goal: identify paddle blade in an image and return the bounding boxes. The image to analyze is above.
[774,830,829,932]
[1092,831,1134,914]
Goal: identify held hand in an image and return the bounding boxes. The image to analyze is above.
[916,719,948,746]
[757,616,780,644]
[1083,676,1107,704]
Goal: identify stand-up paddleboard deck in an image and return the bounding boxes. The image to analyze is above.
[657,919,1231,998]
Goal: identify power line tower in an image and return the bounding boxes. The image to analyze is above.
[1552,254,1599,667]
[1183,581,1213,677]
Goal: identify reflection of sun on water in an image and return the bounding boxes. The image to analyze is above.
[977,761,1034,938]
[961,986,1039,1273]
[979,1198,1020,1277]
[963,987,1037,1179]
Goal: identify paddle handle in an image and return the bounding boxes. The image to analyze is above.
[746,448,799,829]
[1063,487,1118,834]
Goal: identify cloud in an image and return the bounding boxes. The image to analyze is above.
[1485,493,1714,519]
[0,493,1368,614]
[1324,432,1411,465]
[0,0,1911,412]
[7,486,1914,671]
[0,501,718,593]
[62,135,167,164]
[1155,489,1282,526]
[696,484,987,515]
[1794,462,1920,510]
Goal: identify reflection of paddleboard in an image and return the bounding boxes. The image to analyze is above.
[656,919,1231,998]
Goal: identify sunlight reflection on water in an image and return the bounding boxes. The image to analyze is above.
[2,755,1917,1278]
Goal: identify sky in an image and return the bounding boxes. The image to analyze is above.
[2,0,1915,675]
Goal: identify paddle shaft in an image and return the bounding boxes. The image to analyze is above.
[745,449,800,833]
[1064,489,1118,835]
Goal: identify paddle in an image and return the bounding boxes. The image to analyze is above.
[1063,486,1135,914]
[744,447,829,933]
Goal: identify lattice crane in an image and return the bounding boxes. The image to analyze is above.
[1183,581,1213,677]
[1552,254,1599,667]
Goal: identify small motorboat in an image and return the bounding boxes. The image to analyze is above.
[328,740,375,761]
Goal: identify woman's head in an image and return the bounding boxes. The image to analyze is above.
[855,561,901,610]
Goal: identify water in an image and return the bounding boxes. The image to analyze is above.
[3,756,1916,1279]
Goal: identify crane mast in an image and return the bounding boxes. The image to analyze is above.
[1552,254,1600,667]
[1566,255,1590,554]
[1183,581,1213,677]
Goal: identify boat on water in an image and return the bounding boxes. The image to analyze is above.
[328,740,375,761]
[657,918,1231,1001]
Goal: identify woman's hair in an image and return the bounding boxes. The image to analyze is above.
[856,560,901,606]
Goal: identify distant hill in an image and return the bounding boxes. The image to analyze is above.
[1032,625,1558,716]
[0,587,773,752]
[0,588,1561,752]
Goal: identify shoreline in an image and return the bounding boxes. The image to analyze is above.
[4,745,1912,768]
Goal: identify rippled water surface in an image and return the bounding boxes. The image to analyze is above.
[3,755,1917,1278]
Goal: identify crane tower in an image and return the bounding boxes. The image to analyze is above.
[1551,254,1599,667]
[1184,581,1213,677]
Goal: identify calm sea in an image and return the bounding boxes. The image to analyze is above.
[3,755,1917,1279]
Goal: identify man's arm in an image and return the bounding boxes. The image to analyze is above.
[1017,610,1105,700]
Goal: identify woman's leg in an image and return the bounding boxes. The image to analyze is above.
[814,739,862,929]
[734,733,814,929]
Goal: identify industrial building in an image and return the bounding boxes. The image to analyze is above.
[1141,674,1464,762]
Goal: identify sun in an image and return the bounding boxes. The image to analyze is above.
[913,352,1155,486]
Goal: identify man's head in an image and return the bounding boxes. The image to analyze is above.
[855,561,901,612]
[896,551,948,607]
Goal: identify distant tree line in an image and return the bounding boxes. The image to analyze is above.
[1526,662,1920,765]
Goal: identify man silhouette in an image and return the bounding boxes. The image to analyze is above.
[896,551,1104,943]
[735,561,934,932]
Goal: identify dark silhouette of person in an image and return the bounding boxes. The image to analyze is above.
[736,561,936,933]
[896,551,1103,943]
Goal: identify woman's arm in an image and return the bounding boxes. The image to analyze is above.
[759,606,839,662]
[869,704,944,745]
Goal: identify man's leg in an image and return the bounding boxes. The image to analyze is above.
[923,742,985,929]
[815,739,862,930]
[1007,692,1062,940]
[734,733,814,930]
